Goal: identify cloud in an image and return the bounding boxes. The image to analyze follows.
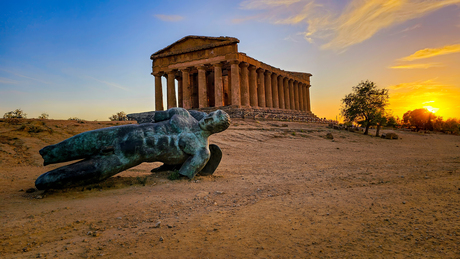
[389,63,444,69]
[399,44,460,61]
[238,0,460,50]
[240,0,301,9]
[154,14,184,22]
[398,24,421,33]
[0,68,52,85]
[87,76,130,91]
[0,77,19,84]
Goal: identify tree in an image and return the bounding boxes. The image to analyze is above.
[386,115,399,128]
[403,108,436,131]
[443,118,459,134]
[3,109,27,119]
[38,113,49,119]
[341,80,389,135]
[109,111,128,121]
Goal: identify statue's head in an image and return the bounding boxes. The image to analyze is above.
[199,110,231,134]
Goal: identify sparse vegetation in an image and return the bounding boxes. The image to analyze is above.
[38,113,49,119]
[68,117,84,123]
[168,170,181,180]
[3,109,27,119]
[136,176,148,186]
[109,111,128,121]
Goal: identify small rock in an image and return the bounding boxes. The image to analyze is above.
[26,188,36,193]
[326,133,334,139]
[215,191,224,194]
[167,225,173,228]
[19,189,24,192]
[159,236,164,241]
[35,195,43,199]
[152,221,161,228]
[402,201,406,204]
[92,231,100,237]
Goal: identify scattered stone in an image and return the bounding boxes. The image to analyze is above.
[159,236,164,241]
[402,201,406,204]
[35,195,43,199]
[281,124,288,127]
[26,188,36,193]
[215,191,224,194]
[167,224,173,228]
[326,133,334,139]
[19,189,24,192]
[151,221,161,228]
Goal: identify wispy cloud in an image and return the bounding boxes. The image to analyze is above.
[238,0,460,51]
[399,44,460,61]
[389,63,444,69]
[240,0,301,9]
[0,68,52,85]
[87,76,130,91]
[399,24,421,33]
[0,77,19,84]
[154,14,184,22]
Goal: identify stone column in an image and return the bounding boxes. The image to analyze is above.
[264,71,272,108]
[181,69,191,109]
[257,68,265,107]
[284,77,290,110]
[271,73,279,109]
[176,75,183,108]
[289,79,295,110]
[306,84,311,112]
[229,60,240,106]
[299,82,304,112]
[293,81,299,111]
[213,63,223,107]
[278,76,285,109]
[197,65,208,108]
[289,79,299,110]
[248,65,258,107]
[240,62,250,107]
[154,72,164,111]
[167,70,177,109]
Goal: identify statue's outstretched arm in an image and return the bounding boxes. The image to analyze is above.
[178,147,210,179]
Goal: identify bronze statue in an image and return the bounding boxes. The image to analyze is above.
[36,108,230,190]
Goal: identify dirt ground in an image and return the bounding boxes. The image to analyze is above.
[0,118,459,258]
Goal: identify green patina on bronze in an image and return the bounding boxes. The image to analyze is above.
[35,108,230,190]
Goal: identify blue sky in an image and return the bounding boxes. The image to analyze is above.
[1,0,460,120]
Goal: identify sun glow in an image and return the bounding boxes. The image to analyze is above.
[423,106,439,114]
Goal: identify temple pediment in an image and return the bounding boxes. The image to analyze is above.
[151,36,239,59]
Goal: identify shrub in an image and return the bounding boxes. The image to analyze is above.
[109,111,128,121]
[3,109,27,119]
[38,113,49,119]
[68,117,84,123]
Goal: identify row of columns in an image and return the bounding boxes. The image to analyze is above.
[153,60,311,112]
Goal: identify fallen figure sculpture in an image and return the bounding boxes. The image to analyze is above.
[35,108,230,190]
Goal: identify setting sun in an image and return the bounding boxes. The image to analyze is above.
[423,105,439,114]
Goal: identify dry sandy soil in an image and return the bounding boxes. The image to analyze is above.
[0,118,459,258]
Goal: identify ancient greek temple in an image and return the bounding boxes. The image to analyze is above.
[151,36,312,114]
